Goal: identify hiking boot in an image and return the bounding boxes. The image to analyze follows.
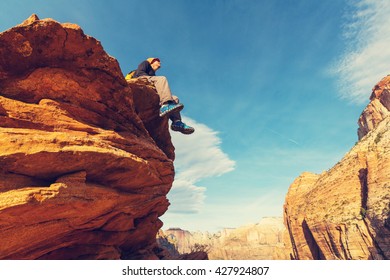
[159,101,184,117]
[171,121,195,134]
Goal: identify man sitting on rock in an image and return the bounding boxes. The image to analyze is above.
[133,57,194,135]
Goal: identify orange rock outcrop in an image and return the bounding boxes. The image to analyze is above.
[284,76,390,259]
[0,15,175,259]
[358,75,390,140]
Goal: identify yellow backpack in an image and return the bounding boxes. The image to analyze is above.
[125,70,136,81]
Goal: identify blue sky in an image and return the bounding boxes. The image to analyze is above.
[1,0,390,232]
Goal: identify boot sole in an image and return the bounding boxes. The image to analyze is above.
[159,103,184,117]
[171,126,195,134]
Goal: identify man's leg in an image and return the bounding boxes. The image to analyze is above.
[169,96,181,122]
[147,76,184,117]
[148,76,174,105]
[169,96,195,135]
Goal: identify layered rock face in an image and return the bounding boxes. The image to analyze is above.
[158,217,291,260]
[0,15,175,259]
[284,77,390,260]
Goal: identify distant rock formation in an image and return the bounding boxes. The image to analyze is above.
[284,76,390,259]
[156,231,209,260]
[158,217,291,259]
[0,15,175,259]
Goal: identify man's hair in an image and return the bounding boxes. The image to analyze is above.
[147,57,160,64]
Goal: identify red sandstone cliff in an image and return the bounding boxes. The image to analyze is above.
[0,15,175,259]
[284,76,390,259]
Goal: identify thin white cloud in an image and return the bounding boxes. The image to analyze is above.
[332,0,390,104]
[166,179,206,214]
[166,116,235,214]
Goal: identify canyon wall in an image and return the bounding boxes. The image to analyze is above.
[284,75,390,259]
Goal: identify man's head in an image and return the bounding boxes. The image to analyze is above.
[147,57,161,71]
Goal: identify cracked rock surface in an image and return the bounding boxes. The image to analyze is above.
[0,15,175,259]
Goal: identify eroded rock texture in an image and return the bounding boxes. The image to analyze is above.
[0,15,175,259]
